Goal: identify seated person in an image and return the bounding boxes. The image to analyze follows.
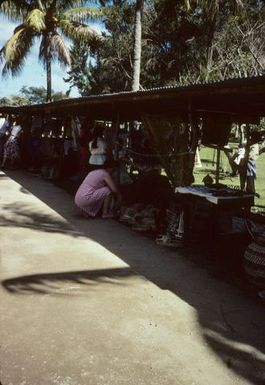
[74,160,122,218]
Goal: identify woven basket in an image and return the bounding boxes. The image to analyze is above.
[244,233,265,289]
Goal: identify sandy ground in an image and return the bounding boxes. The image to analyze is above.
[0,170,265,385]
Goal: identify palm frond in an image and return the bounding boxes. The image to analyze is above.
[51,33,71,66]
[0,0,33,21]
[39,33,52,68]
[0,24,35,76]
[59,19,102,42]
[25,8,46,32]
[61,7,103,23]
[57,1,96,12]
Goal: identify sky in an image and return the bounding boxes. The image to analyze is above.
[0,13,102,99]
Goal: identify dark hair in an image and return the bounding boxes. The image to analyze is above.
[104,159,118,169]
[81,117,94,132]
[251,131,262,143]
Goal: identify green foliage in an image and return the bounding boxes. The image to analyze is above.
[0,95,28,106]
[52,91,69,101]
[65,0,162,95]
[0,86,68,106]
[66,0,265,94]
[2,1,263,98]
[64,1,132,95]
[19,86,47,104]
[19,86,68,104]
[0,97,11,107]
[88,1,136,93]
[64,41,92,96]
[145,0,264,84]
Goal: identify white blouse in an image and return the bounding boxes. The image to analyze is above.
[89,137,107,165]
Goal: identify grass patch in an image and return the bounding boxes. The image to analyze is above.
[194,146,265,210]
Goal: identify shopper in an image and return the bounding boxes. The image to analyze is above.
[88,125,107,168]
[74,160,122,218]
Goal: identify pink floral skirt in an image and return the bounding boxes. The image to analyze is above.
[75,186,111,217]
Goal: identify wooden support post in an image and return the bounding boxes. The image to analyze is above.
[216,148,221,184]
[113,112,120,184]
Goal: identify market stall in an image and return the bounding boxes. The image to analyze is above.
[1,75,265,246]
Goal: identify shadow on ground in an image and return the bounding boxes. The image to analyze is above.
[2,267,138,296]
[0,202,81,237]
[2,171,265,384]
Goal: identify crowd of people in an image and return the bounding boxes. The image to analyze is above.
[0,112,263,248]
[0,113,110,178]
[0,113,176,228]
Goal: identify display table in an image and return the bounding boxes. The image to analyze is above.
[174,185,254,244]
[175,185,254,207]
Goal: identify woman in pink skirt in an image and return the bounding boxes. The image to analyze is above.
[74,164,122,218]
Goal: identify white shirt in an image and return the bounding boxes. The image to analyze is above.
[89,137,107,165]
[0,118,9,135]
[249,143,259,161]
[10,124,22,137]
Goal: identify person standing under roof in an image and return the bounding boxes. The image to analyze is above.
[88,124,108,168]
[79,118,94,178]
[239,130,262,196]
[1,117,23,170]
[0,114,9,162]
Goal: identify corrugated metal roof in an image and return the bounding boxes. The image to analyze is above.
[1,75,265,119]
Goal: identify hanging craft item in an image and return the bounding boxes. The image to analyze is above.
[142,113,198,187]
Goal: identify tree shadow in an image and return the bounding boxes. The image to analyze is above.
[2,267,138,296]
[2,170,265,384]
[0,201,81,237]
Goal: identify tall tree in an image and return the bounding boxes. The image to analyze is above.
[132,0,144,91]
[0,0,102,102]
[64,41,94,96]
[67,0,264,95]
[65,0,138,95]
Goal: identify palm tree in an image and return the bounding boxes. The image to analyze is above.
[0,0,102,102]
[132,0,143,91]
[131,0,244,91]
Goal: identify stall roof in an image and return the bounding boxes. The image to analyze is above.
[1,75,265,120]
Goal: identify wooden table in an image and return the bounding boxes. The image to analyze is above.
[174,185,254,245]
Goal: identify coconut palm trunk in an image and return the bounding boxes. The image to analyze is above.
[46,52,52,102]
[132,0,143,91]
